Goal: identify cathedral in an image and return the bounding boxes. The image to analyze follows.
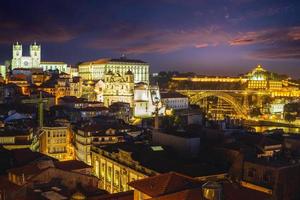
[11,42,41,69]
[11,42,69,73]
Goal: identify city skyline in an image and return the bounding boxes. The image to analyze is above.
[1,1,300,199]
[0,0,300,77]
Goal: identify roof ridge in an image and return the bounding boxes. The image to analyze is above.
[162,172,178,194]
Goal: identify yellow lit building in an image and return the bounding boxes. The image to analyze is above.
[247,65,269,90]
[40,61,70,74]
[91,143,160,193]
[74,124,127,165]
[90,143,212,194]
[39,125,74,161]
[103,70,134,107]
[0,128,33,150]
[39,76,82,104]
[78,57,149,83]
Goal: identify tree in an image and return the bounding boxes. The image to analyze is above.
[284,113,296,133]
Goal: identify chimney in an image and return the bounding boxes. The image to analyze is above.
[202,181,222,200]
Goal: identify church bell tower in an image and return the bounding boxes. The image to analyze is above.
[11,42,22,69]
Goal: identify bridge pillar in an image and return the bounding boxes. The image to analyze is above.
[256,94,263,109]
[243,93,249,111]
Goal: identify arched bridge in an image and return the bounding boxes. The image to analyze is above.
[179,90,248,118]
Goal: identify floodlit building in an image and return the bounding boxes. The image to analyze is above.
[11,42,41,69]
[0,128,33,150]
[160,92,189,110]
[103,70,135,107]
[40,61,70,74]
[39,125,74,161]
[70,65,79,77]
[74,124,126,165]
[78,57,149,83]
[11,42,69,73]
[91,143,161,193]
[0,65,6,80]
[134,83,165,117]
[39,75,83,103]
[91,142,229,194]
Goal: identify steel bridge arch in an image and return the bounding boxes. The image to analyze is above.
[188,91,248,118]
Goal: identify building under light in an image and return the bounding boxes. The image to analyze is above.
[78,57,149,83]
[11,42,70,73]
[39,125,74,161]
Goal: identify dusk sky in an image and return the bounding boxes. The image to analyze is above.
[0,0,300,77]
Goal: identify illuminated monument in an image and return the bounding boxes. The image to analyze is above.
[103,70,135,107]
[103,70,165,117]
[170,65,300,120]
[11,42,70,73]
[12,42,41,69]
[78,57,149,83]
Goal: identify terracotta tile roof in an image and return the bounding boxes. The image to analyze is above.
[80,58,147,65]
[7,162,51,177]
[10,148,43,164]
[110,58,147,64]
[89,191,133,200]
[150,188,204,200]
[54,160,91,171]
[80,58,110,65]
[128,172,201,197]
[223,182,272,200]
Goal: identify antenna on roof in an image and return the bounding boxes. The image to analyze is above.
[121,53,126,59]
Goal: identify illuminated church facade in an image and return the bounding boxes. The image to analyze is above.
[103,70,165,117]
[11,42,70,73]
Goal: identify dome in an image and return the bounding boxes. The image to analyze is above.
[125,70,133,75]
[248,65,268,80]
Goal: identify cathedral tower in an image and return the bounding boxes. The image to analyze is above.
[30,42,41,68]
[11,42,22,69]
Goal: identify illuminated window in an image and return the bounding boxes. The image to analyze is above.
[108,166,112,182]
[115,170,120,186]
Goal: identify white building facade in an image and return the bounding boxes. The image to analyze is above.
[0,65,6,80]
[160,92,189,110]
[78,57,149,83]
[11,42,69,73]
[11,42,41,69]
[134,83,165,117]
[40,61,70,74]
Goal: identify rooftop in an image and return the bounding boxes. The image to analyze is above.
[54,160,91,171]
[93,143,226,177]
[0,128,32,136]
[40,61,67,64]
[79,57,147,65]
[129,172,272,200]
[160,92,188,99]
[78,106,109,112]
[245,157,300,168]
[129,172,201,197]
